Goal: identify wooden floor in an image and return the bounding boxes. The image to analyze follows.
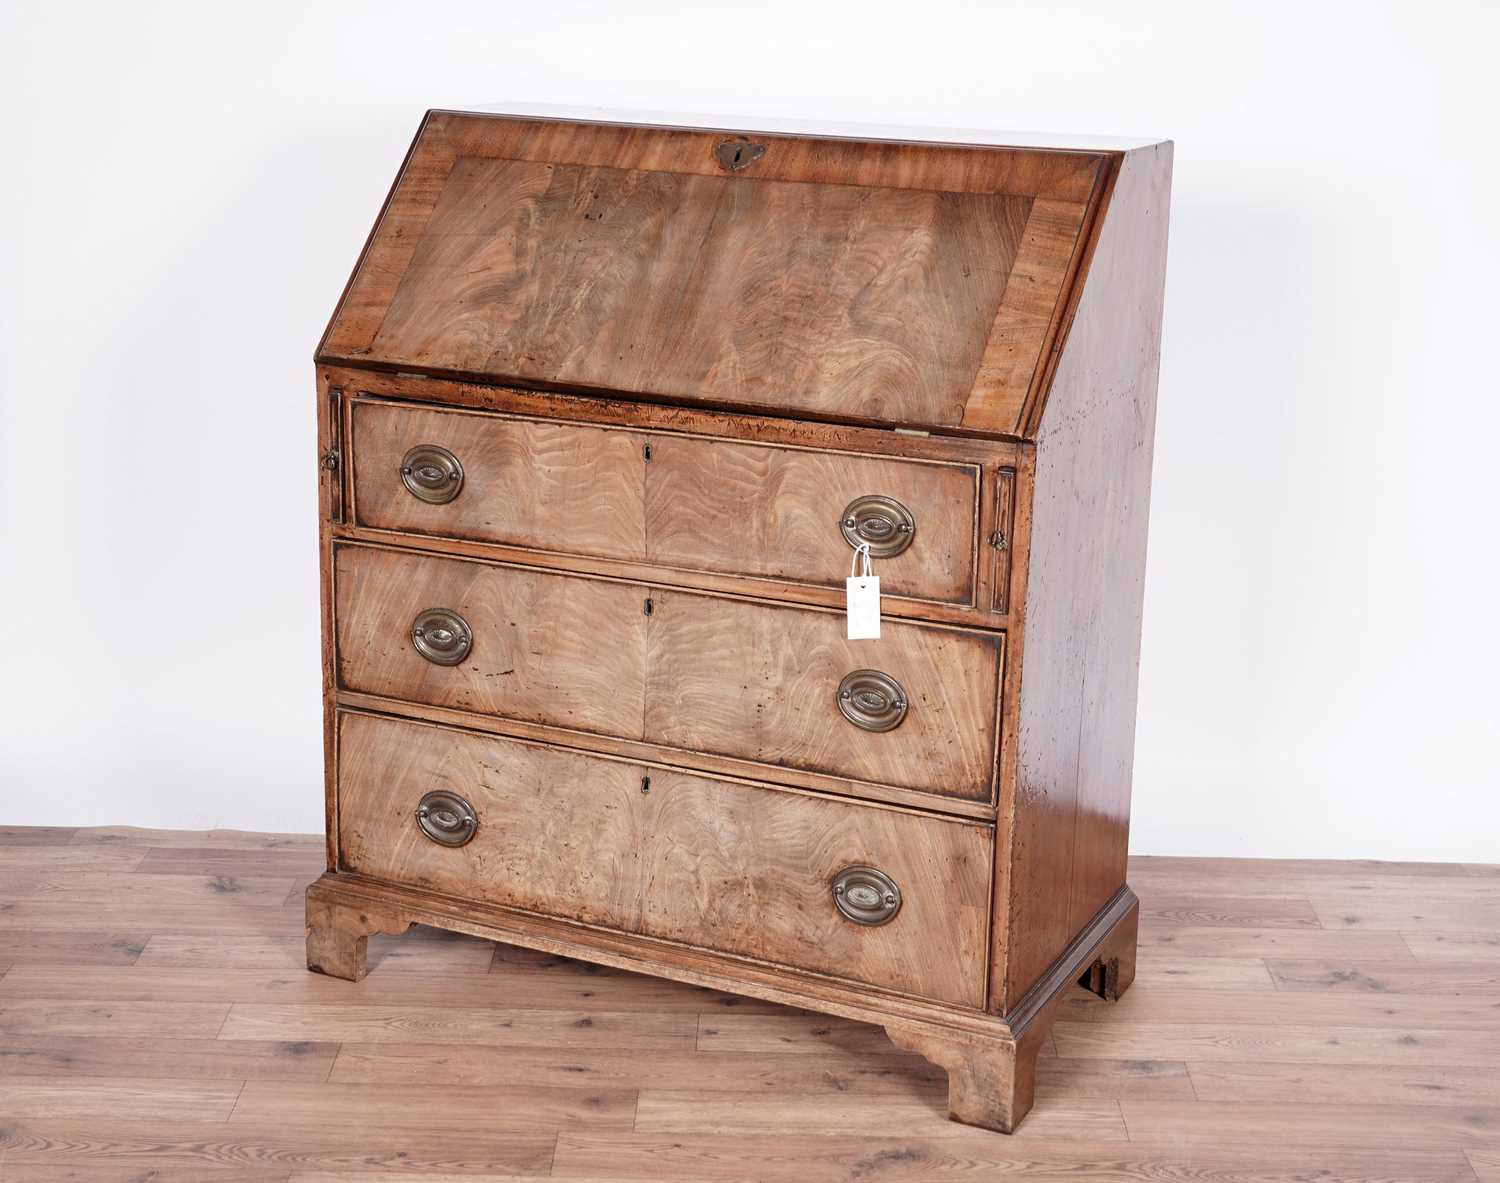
[0,828,1496,1181]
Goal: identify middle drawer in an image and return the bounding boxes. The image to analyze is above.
[334,543,1002,804]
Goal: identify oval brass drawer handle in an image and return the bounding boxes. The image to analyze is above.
[416,789,478,847]
[401,444,464,504]
[411,607,473,666]
[840,494,915,557]
[836,669,908,732]
[832,865,902,926]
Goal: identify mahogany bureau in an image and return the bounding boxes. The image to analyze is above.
[306,109,1172,1133]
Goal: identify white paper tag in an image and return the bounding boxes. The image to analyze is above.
[846,574,881,639]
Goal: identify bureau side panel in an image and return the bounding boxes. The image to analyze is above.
[999,142,1172,1011]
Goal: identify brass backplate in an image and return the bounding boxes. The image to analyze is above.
[416,789,478,847]
[410,607,473,666]
[840,494,916,557]
[832,865,902,926]
[401,443,464,504]
[836,669,909,733]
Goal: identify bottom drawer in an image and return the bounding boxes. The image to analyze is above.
[336,711,992,1007]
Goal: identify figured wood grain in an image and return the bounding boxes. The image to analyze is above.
[336,544,1002,801]
[349,398,648,561]
[320,113,1115,437]
[368,157,1029,430]
[645,588,1001,800]
[334,711,992,1006]
[350,397,982,604]
[335,687,999,820]
[333,544,649,740]
[325,367,1022,628]
[644,431,979,603]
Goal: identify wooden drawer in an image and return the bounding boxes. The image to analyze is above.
[336,711,992,1006]
[335,543,1002,803]
[348,398,980,605]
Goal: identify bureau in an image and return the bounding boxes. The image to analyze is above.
[306,109,1172,1133]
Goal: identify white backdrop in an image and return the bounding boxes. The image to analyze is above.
[3,1,1497,859]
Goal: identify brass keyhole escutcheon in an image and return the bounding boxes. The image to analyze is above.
[836,669,909,733]
[840,495,916,558]
[416,789,478,847]
[411,608,473,666]
[400,444,464,504]
[832,865,902,926]
[714,137,766,172]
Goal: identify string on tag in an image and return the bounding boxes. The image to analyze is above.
[850,541,874,580]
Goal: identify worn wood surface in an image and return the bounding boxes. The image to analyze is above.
[334,543,1003,802]
[324,368,1023,630]
[0,829,1494,1180]
[642,586,1001,801]
[349,396,983,604]
[319,112,1115,437]
[333,711,992,1005]
[996,141,1173,1010]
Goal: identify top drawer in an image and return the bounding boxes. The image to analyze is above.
[348,399,980,606]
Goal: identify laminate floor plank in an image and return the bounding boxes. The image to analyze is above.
[0,901,303,935]
[1059,984,1500,1028]
[0,1120,555,1176]
[0,998,231,1038]
[1139,924,1415,959]
[632,1090,1128,1138]
[553,1133,1482,1181]
[1138,895,1322,929]
[0,1168,292,1183]
[0,847,148,871]
[1118,1098,1500,1149]
[228,1079,637,1132]
[0,1034,340,1081]
[1267,958,1500,995]
[1312,892,1500,932]
[0,826,79,847]
[136,932,497,975]
[134,847,328,877]
[1470,1150,1500,1181]
[1403,931,1500,963]
[327,1041,1189,1100]
[219,1002,698,1050]
[1131,954,1278,990]
[1187,1060,1500,1106]
[67,827,323,851]
[1054,1020,1500,1067]
[0,828,1493,1180]
[0,871,299,906]
[0,930,147,966]
[0,1076,242,1120]
[694,1011,1054,1058]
